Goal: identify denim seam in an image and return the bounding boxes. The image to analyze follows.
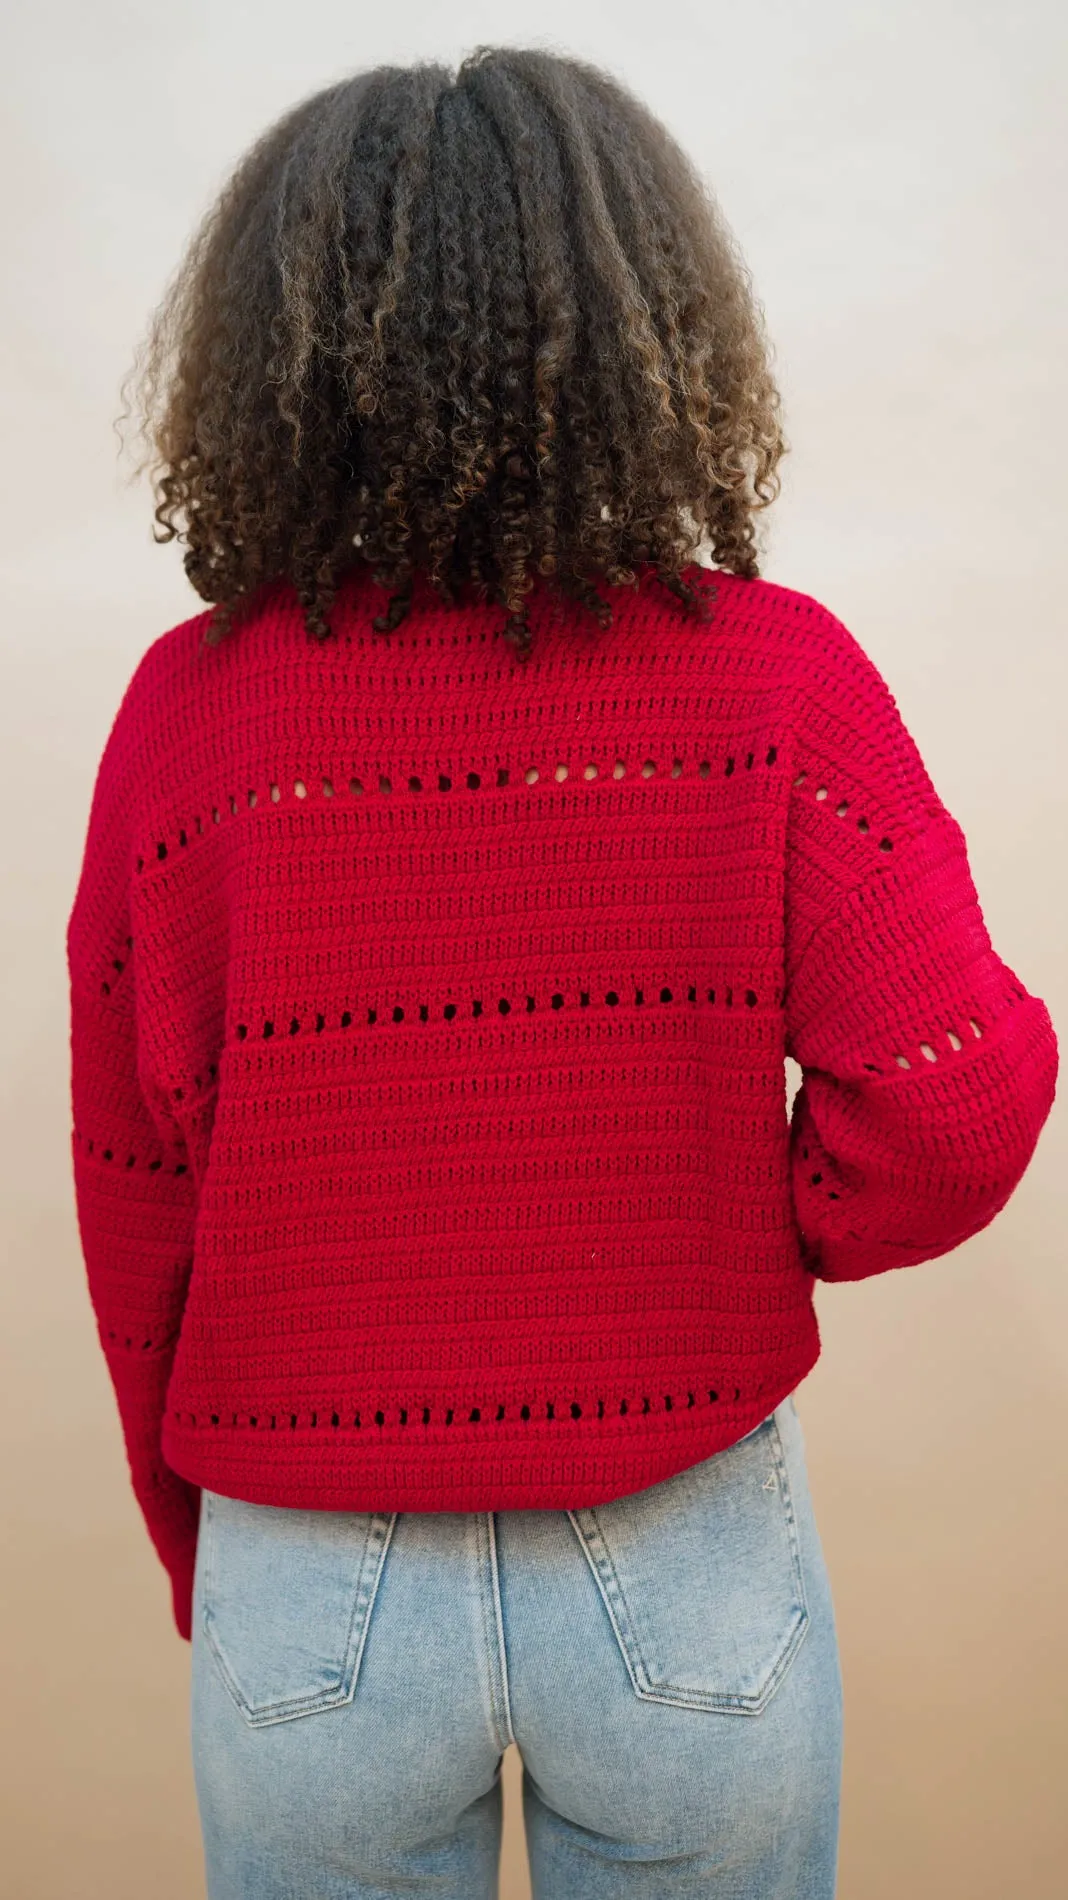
[201,1502,398,1727]
[566,1412,812,1715]
[475,1511,515,1754]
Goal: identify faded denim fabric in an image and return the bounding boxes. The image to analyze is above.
[191,1394,842,1899]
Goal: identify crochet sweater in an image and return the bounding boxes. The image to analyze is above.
[67,563,1058,1639]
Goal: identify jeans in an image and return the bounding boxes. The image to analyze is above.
[190,1393,842,1899]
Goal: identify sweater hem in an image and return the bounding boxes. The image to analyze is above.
[161,1339,821,1514]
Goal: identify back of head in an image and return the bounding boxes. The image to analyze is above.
[125,45,784,658]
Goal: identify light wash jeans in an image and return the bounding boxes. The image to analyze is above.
[190,1394,842,1899]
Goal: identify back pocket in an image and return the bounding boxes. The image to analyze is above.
[567,1407,809,1715]
[199,1491,397,1727]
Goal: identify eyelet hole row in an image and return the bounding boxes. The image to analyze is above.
[98,935,135,997]
[177,1381,763,1434]
[136,749,783,867]
[792,772,892,852]
[233,981,765,1042]
[77,1131,189,1174]
[861,1018,982,1074]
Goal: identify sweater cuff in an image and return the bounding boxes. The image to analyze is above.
[807,1192,1017,1285]
[167,1525,199,1642]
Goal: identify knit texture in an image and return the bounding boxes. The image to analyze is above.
[67,562,1058,1640]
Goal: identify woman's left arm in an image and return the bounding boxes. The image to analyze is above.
[67,693,201,1641]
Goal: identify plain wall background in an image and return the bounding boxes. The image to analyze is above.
[1,3,1065,1895]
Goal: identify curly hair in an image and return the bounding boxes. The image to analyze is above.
[122,45,785,659]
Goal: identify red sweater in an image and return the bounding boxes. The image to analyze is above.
[67,563,1058,1639]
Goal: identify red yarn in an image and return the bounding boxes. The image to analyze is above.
[67,563,1059,1638]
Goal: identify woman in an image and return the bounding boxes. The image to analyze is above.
[67,45,1058,1900]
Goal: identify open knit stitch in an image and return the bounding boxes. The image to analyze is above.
[67,561,1058,1638]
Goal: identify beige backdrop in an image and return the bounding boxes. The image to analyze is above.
[2,4,1065,1897]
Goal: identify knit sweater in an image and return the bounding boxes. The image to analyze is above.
[67,562,1058,1639]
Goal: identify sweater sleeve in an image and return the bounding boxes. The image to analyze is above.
[783,605,1059,1284]
[67,700,201,1641]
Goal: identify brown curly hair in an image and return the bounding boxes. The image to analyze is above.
[122,45,785,659]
